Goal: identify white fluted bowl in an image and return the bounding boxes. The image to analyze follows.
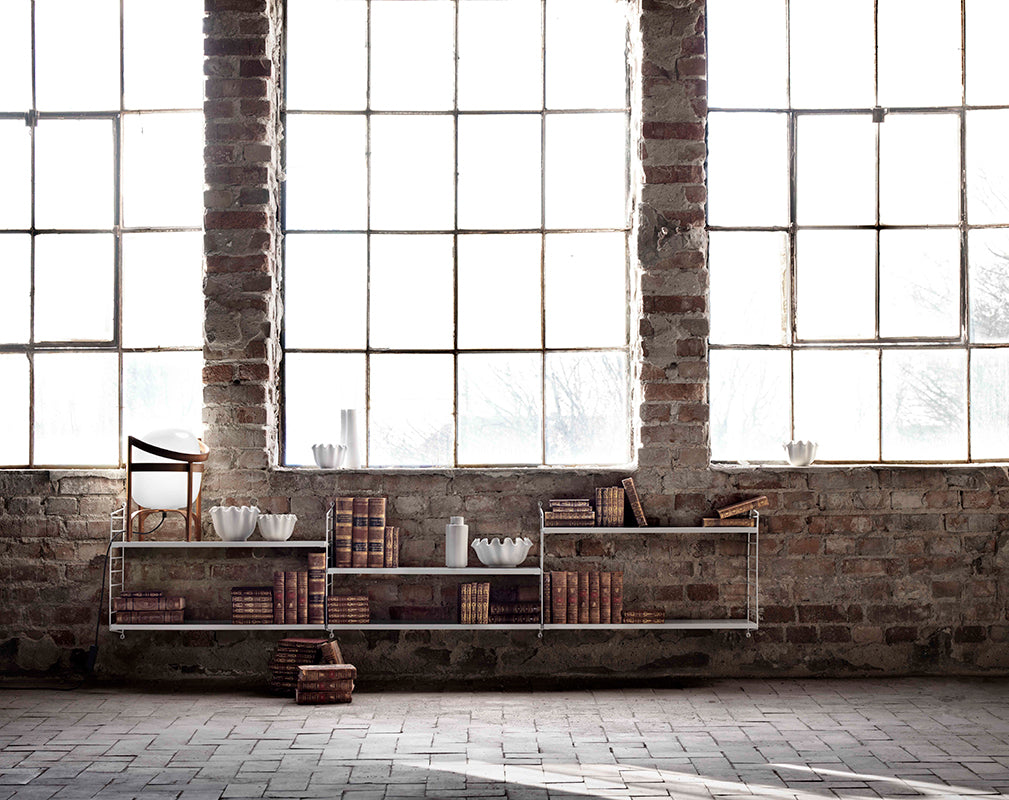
[259,514,297,541]
[312,443,345,469]
[210,506,260,541]
[471,537,533,567]
[784,440,818,466]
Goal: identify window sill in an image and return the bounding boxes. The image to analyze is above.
[711,462,1009,471]
[273,464,638,476]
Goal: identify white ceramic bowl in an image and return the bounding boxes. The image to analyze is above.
[312,443,345,469]
[259,513,297,541]
[784,440,818,467]
[210,506,260,541]
[471,537,533,567]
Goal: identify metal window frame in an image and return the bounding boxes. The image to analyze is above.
[0,0,203,469]
[279,0,636,469]
[706,0,1009,465]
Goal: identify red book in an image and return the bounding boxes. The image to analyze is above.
[566,571,577,624]
[551,571,567,624]
[273,571,285,624]
[297,571,308,624]
[351,498,369,568]
[589,571,600,624]
[577,572,589,624]
[611,571,623,625]
[284,570,297,623]
[600,572,612,624]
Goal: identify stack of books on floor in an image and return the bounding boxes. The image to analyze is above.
[271,557,326,625]
[113,591,185,624]
[332,497,402,568]
[543,498,595,527]
[700,495,767,527]
[622,607,665,624]
[327,595,370,624]
[488,584,540,624]
[545,571,623,624]
[459,582,489,624]
[295,664,357,705]
[268,638,343,695]
[231,586,273,624]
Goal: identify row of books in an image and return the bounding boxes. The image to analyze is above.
[269,637,342,695]
[333,497,402,569]
[271,553,327,624]
[113,591,185,624]
[296,663,356,705]
[546,571,623,624]
[459,582,490,624]
[328,595,370,624]
[544,478,647,528]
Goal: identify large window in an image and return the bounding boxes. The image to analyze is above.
[282,0,634,468]
[0,0,204,467]
[707,0,1009,463]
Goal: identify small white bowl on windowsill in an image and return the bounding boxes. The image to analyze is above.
[784,440,818,467]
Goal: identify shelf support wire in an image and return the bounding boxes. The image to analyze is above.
[109,504,127,630]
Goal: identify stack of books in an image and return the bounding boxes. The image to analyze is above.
[113,591,185,624]
[231,586,273,624]
[268,638,341,695]
[295,663,357,704]
[327,595,370,624]
[332,497,402,568]
[622,607,665,624]
[271,562,326,625]
[543,498,595,527]
[545,571,623,625]
[701,495,767,527]
[458,582,489,624]
[488,584,540,624]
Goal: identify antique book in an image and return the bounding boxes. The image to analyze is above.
[392,527,401,568]
[308,552,326,625]
[477,582,490,625]
[273,571,285,624]
[702,517,757,527]
[295,690,353,704]
[115,610,184,624]
[611,571,623,625]
[334,497,354,568]
[549,498,592,509]
[351,497,369,568]
[367,497,386,568]
[566,571,577,624]
[488,614,540,624]
[458,583,472,624]
[715,495,769,519]
[383,526,395,568]
[621,477,647,527]
[318,640,343,664]
[119,590,164,598]
[551,571,567,625]
[543,510,596,527]
[296,571,308,624]
[600,571,612,624]
[588,571,600,624]
[603,487,624,527]
[112,595,185,612]
[298,663,356,681]
[577,571,589,624]
[543,572,552,624]
[594,488,605,527]
[284,570,297,623]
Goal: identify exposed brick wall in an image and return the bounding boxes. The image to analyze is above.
[0,0,1006,682]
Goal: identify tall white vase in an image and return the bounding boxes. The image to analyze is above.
[343,408,363,469]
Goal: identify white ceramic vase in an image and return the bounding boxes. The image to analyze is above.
[342,408,362,469]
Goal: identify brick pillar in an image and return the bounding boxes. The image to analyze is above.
[202,0,281,503]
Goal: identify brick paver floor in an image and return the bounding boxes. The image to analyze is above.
[1,678,1008,799]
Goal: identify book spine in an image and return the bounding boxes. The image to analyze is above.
[702,517,757,527]
[112,596,185,611]
[577,572,589,624]
[606,487,625,527]
[367,497,386,569]
[392,527,400,568]
[621,477,648,527]
[383,526,395,568]
[589,571,600,624]
[119,590,164,598]
[285,570,297,623]
[308,552,326,625]
[351,498,369,568]
[551,571,567,625]
[611,571,623,625]
[478,582,489,625]
[115,610,184,624]
[566,571,577,624]
[273,571,285,624]
[297,571,308,624]
[549,499,593,508]
[716,495,769,519]
[594,488,604,527]
[600,571,612,624]
[543,573,551,625]
[335,497,353,568]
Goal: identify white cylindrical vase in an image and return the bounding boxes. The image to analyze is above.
[445,516,469,568]
[343,408,362,469]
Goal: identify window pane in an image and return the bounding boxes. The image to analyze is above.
[35,119,114,229]
[286,0,367,111]
[790,0,874,109]
[794,350,879,461]
[969,229,1009,343]
[710,350,791,462]
[796,230,875,340]
[458,353,542,465]
[709,231,787,345]
[707,112,789,227]
[879,114,960,225]
[284,353,365,467]
[545,351,628,465]
[35,0,120,111]
[545,233,626,348]
[458,234,541,350]
[878,0,962,108]
[35,234,114,342]
[458,115,541,230]
[0,235,30,344]
[546,0,628,110]
[123,0,203,110]
[707,0,787,109]
[123,113,203,228]
[284,234,367,349]
[545,113,628,229]
[0,0,31,112]
[122,352,203,460]
[122,232,203,348]
[371,116,454,231]
[371,0,454,111]
[369,235,453,350]
[370,354,454,467]
[966,0,1009,105]
[882,349,967,461]
[0,354,29,466]
[0,121,30,229]
[967,110,1009,225]
[796,114,876,225]
[285,115,367,231]
[34,352,119,465]
[879,229,960,338]
[459,0,542,111]
[971,349,1009,459]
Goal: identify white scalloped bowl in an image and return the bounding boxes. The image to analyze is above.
[259,513,297,541]
[210,506,260,541]
[471,537,533,567]
[784,440,818,467]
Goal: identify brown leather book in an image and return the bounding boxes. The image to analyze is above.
[589,571,600,624]
[551,571,567,624]
[284,570,297,623]
[600,572,612,624]
[112,595,185,611]
[611,571,623,625]
[334,497,353,568]
[367,497,386,568]
[307,552,326,624]
[543,573,552,624]
[273,571,285,624]
[351,498,369,568]
[577,571,589,624]
[297,571,308,624]
[566,571,577,624]
[621,477,647,527]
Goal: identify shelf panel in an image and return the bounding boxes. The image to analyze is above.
[109,622,327,631]
[542,526,754,534]
[326,623,542,630]
[327,567,541,575]
[111,540,328,549]
[544,620,757,630]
